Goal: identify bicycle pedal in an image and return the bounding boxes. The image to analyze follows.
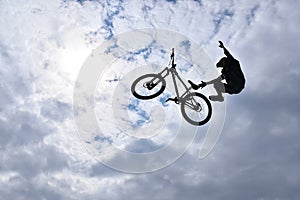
[165,97,179,104]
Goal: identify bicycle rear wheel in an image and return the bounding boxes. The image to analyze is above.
[131,74,166,100]
[181,92,212,126]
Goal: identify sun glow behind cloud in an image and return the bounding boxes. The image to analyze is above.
[58,43,91,81]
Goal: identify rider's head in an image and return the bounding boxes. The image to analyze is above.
[216,57,227,68]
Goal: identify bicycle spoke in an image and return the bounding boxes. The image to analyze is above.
[131,74,166,100]
[181,93,212,126]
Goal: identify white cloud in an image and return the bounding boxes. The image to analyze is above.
[1,0,299,199]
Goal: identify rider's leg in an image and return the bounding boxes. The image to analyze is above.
[205,75,223,85]
[188,76,223,90]
[208,77,225,102]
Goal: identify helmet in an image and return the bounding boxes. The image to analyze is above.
[216,57,227,68]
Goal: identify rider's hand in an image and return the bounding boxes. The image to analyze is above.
[218,41,224,48]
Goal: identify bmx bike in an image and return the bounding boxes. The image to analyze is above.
[131,48,212,126]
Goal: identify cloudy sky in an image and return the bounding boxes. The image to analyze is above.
[1,0,300,199]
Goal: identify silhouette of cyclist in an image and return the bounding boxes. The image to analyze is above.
[189,41,245,102]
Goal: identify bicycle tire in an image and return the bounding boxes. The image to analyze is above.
[131,73,166,100]
[181,92,212,126]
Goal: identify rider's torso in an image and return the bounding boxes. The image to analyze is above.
[222,59,245,88]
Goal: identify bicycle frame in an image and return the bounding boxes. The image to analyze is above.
[146,59,201,111]
[158,67,192,102]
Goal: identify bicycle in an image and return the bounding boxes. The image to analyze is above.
[131,48,212,126]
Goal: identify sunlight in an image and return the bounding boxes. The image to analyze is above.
[59,46,91,80]
[57,28,92,81]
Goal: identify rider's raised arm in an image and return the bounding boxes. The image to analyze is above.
[219,41,234,60]
[223,46,234,60]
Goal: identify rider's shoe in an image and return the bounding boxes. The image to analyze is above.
[188,80,201,90]
[199,81,207,88]
[209,95,224,102]
[188,80,206,90]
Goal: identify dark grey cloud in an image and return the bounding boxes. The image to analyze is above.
[0,111,52,147]
[2,145,68,178]
[40,98,72,122]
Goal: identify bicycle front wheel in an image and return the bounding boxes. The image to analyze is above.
[131,74,166,100]
[181,92,212,126]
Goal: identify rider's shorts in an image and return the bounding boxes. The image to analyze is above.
[224,83,244,94]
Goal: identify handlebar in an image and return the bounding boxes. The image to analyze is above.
[170,48,176,68]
